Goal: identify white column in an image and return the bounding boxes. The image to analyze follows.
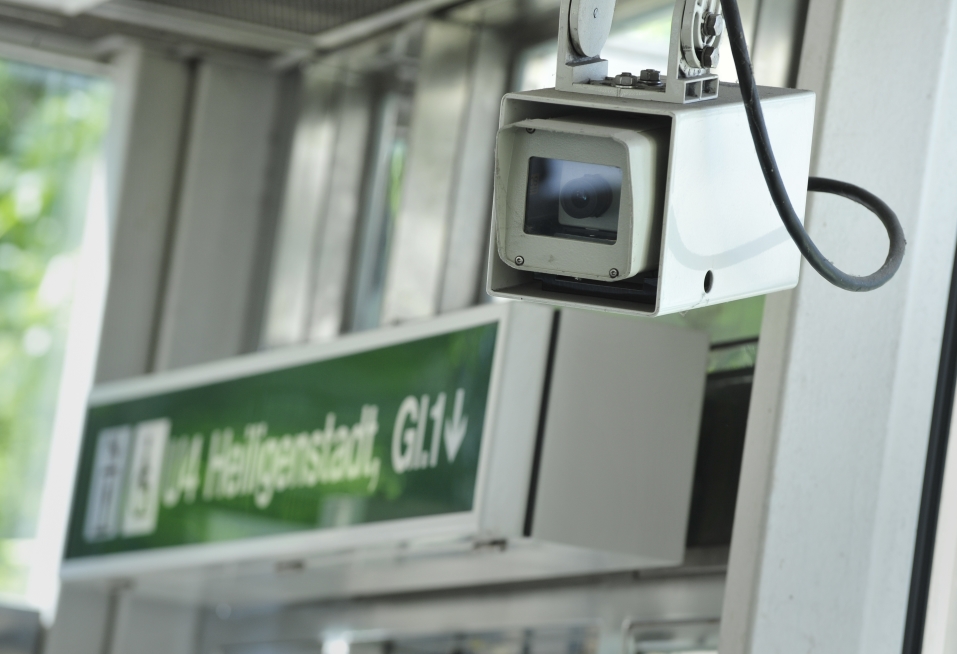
[154,57,282,370]
[721,0,957,652]
[95,46,191,382]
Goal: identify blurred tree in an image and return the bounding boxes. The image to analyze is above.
[0,59,111,595]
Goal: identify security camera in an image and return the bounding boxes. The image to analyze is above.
[488,86,815,315]
[487,0,904,314]
[495,115,669,284]
[488,0,815,315]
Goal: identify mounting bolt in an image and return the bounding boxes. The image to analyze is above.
[614,72,637,87]
[639,69,661,83]
[514,256,524,266]
[609,268,619,278]
[701,46,720,68]
[702,12,725,38]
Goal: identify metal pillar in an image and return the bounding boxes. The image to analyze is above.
[720,0,957,651]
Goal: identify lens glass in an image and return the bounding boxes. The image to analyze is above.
[524,157,622,243]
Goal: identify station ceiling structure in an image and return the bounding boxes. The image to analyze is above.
[0,0,476,56]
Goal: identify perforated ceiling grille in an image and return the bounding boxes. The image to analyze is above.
[136,0,420,34]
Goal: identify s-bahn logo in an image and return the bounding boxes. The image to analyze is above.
[83,419,169,542]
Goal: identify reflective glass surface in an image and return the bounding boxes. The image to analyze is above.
[524,157,622,244]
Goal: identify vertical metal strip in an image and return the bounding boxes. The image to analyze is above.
[146,57,199,373]
[434,24,482,313]
[346,90,408,332]
[436,26,509,313]
[241,69,302,353]
[380,20,475,325]
[261,66,340,347]
[749,0,812,88]
[100,583,128,654]
[523,309,561,537]
[902,244,957,654]
[152,59,283,369]
[307,81,375,341]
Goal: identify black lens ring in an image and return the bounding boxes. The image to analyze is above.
[560,174,613,219]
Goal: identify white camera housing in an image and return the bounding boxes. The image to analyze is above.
[487,0,817,316]
[487,86,816,317]
[496,116,668,282]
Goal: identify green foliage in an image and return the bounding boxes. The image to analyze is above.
[0,60,111,595]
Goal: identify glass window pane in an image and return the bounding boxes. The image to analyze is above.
[525,157,622,244]
[0,58,112,599]
[348,91,411,333]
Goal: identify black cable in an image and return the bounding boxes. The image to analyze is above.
[901,238,957,654]
[721,0,907,291]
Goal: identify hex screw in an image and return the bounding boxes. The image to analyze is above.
[702,12,725,38]
[614,72,637,87]
[515,256,525,266]
[609,268,619,278]
[639,69,661,83]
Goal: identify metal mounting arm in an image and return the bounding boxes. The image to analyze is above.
[555,0,723,104]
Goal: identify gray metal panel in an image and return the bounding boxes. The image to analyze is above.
[307,82,374,341]
[106,540,704,610]
[238,68,301,354]
[380,20,476,325]
[110,0,438,35]
[89,0,466,58]
[95,48,191,382]
[262,67,340,348]
[438,27,510,313]
[91,0,314,52]
[750,0,809,88]
[0,603,41,654]
[109,592,200,654]
[154,58,281,370]
[44,585,111,654]
[196,570,724,654]
[347,89,410,332]
[476,302,554,537]
[532,311,708,563]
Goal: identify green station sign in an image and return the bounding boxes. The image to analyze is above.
[65,322,498,559]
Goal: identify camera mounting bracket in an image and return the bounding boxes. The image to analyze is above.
[556,0,723,104]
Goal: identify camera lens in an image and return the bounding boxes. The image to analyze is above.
[560,174,614,219]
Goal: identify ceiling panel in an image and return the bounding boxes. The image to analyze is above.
[133,0,419,34]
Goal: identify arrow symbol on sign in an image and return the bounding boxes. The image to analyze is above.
[443,388,468,463]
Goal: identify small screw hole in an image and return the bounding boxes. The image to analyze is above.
[704,270,713,293]
[525,127,535,134]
